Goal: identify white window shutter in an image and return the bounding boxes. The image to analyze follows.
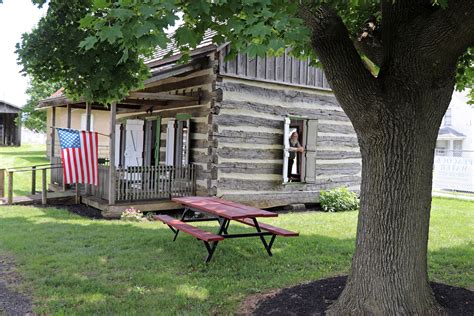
[114,124,121,167]
[124,119,144,167]
[282,117,290,183]
[165,119,175,166]
[304,119,318,183]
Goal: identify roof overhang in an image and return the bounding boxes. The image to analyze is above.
[0,100,21,113]
[437,134,465,141]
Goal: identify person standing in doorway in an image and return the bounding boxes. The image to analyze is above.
[288,131,304,179]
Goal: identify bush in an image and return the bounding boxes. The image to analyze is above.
[320,187,359,212]
[120,207,144,221]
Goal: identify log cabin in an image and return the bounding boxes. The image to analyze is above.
[39,33,361,218]
[0,100,21,146]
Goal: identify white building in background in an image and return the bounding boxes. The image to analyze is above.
[21,127,46,145]
[433,91,474,193]
[436,91,474,157]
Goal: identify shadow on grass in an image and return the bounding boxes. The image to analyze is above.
[0,207,471,314]
[0,150,46,157]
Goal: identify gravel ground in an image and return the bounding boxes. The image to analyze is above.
[0,256,33,316]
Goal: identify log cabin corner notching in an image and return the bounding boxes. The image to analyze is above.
[0,100,21,146]
[39,37,361,217]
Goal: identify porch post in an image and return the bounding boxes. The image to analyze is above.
[64,104,71,191]
[66,104,72,128]
[108,102,117,205]
[85,102,91,195]
[50,106,56,159]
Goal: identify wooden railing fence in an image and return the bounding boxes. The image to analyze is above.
[115,164,196,202]
[0,162,196,205]
[0,164,63,205]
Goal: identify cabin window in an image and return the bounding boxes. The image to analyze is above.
[80,113,94,131]
[165,116,191,167]
[283,117,317,184]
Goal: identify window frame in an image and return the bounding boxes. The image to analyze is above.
[283,115,317,185]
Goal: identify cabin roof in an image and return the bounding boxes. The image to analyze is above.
[146,29,218,65]
[0,100,21,113]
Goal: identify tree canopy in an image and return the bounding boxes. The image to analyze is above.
[20,78,61,132]
[15,0,473,105]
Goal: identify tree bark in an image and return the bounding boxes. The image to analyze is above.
[327,92,449,315]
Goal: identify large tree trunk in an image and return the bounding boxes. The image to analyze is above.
[327,93,449,315]
[297,2,473,314]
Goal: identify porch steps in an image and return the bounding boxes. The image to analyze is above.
[0,191,77,206]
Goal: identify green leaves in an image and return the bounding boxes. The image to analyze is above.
[21,78,62,133]
[17,0,149,105]
[79,36,98,50]
[100,25,123,44]
[17,0,472,106]
[455,47,474,105]
[92,0,109,10]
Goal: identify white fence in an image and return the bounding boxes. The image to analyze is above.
[433,151,474,193]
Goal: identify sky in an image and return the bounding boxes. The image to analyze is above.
[0,0,47,107]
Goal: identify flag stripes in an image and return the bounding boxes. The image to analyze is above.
[57,128,98,186]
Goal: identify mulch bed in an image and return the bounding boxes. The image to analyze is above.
[249,276,473,315]
[61,204,104,219]
[34,203,104,219]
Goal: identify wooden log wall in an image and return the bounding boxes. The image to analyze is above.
[219,46,330,90]
[210,77,361,208]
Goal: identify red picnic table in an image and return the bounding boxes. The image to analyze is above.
[153,196,299,262]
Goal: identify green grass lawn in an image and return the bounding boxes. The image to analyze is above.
[0,144,49,196]
[0,197,472,315]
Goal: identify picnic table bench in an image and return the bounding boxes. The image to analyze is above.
[153,196,299,262]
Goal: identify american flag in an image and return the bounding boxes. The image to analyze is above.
[57,128,99,186]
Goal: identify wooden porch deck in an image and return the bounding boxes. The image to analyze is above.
[0,191,78,206]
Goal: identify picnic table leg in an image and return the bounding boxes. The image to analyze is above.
[203,241,219,263]
[224,220,231,234]
[203,218,229,263]
[173,208,193,241]
[252,218,274,256]
[218,218,230,235]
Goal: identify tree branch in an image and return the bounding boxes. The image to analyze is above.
[417,0,474,64]
[298,4,381,124]
[354,16,384,67]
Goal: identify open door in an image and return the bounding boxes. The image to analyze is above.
[304,119,317,183]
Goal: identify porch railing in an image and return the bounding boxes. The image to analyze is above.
[49,157,196,203]
[115,164,196,202]
[50,156,109,190]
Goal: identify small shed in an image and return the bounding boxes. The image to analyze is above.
[0,100,21,146]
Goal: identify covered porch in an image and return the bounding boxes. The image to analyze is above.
[41,60,208,217]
